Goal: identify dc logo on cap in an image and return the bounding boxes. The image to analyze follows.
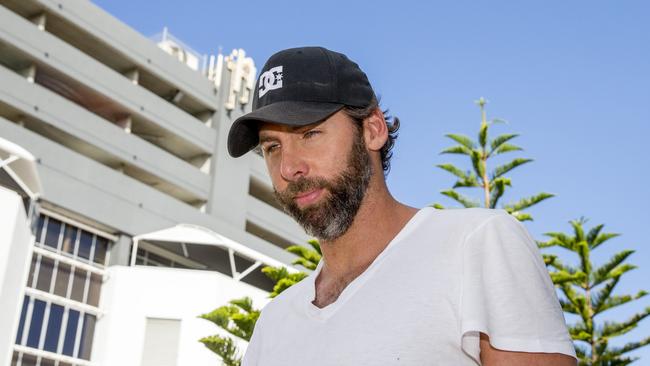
[258,66,283,97]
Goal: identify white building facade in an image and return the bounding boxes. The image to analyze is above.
[0,1,308,365]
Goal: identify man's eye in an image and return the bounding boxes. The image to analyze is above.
[264,144,279,154]
[304,130,321,139]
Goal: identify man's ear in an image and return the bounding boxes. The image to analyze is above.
[362,107,388,152]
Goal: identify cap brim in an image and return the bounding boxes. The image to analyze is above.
[227,101,344,157]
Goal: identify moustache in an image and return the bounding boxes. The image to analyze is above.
[275,176,333,202]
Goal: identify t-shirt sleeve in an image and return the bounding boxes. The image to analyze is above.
[459,212,576,364]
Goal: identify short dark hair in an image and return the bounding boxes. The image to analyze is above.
[343,96,400,175]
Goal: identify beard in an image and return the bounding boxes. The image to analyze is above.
[273,129,373,241]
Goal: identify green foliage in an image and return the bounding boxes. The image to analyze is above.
[199,240,322,365]
[539,219,650,365]
[434,97,553,221]
[198,335,241,366]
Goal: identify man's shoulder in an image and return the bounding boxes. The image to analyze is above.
[428,207,510,231]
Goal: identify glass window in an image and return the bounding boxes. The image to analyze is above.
[20,354,37,366]
[62,309,79,357]
[79,313,96,360]
[10,351,19,366]
[44,217,62,249]
[26,255,37,288]
[44,303,64,352]
[147,251,172,267]
[87,273,102,307]
[27,299,46,348]
[54,262,71,298]
[36,256,55,292]
[70,268,87,303]
[78,231,93,260]
[40,359,56,366]
[61,225,78,256]
[15,295,29,344]
[94,236,108,265]
[34,215,45,244]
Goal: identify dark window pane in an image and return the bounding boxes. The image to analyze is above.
[34,215,45,244]
[40,359,56,366]
[93,237,108,265]
[10,351,19,366]
[26,255,37,288]
[62,309,79,356]
[61,225,78,255]
[27,299,46,348]
[15,295,29,344]
[21,354,37,366]
[87,273,102,307]
[71,268,87,302]
[36,256,55,292]
[136,248,146,265]
[44,217,62,249]
[78,231,93,260]
[147,251,172,267]
[44,303,64,352]
[79,313,96,360]
[54,262,71,297]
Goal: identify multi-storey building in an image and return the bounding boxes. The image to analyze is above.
[0,1,309,365]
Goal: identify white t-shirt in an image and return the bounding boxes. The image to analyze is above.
[242,207,576,365]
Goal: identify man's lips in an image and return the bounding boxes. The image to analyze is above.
[294,188,324,206]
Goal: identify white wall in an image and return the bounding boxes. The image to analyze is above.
[93,265,271,366]
[0,187,33,366]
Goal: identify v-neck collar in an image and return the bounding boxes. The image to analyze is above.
[303,207,435,321]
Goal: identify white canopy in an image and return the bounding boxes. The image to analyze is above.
[132,223,296,279]
[0,137,42,198]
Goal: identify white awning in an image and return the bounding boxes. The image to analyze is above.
[132,223,295,275]
[0,137,42,198]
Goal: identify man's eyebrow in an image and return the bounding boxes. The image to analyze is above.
[259,135,279,144]
[259,123,321,143]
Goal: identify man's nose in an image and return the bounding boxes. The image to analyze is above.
[280,149,309,181]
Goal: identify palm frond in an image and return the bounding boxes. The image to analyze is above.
[591,250,635,287]
[440,189,480,208]
[440,145,472,155]
[492,143,523,155]
[489,133,519,154]
[444,133,476,149]
[492,158,533,178]
[503,192,554,212]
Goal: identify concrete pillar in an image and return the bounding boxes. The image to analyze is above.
[108,234,132,266]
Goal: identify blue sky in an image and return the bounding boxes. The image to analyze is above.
[94,0,650,361]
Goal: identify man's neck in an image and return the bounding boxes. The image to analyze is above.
[317,183,419,281]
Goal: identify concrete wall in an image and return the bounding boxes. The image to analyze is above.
[0,187,33,366]
[93,265,271,365]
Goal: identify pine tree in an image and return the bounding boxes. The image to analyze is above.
[198,297,260,365]
[539,218,650,365]
[435,97,553,221]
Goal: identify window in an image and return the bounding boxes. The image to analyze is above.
[33,214,112,267]
[16,298,98,360]
[16,213,112,364]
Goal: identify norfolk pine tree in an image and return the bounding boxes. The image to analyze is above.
[434,97,553,220]
[539,219,650,365]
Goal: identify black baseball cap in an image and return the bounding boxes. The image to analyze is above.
[227,46,375,158]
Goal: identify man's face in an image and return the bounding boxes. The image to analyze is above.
[259,111,373,241]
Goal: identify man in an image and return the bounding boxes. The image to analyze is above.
[227,46,577,366]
